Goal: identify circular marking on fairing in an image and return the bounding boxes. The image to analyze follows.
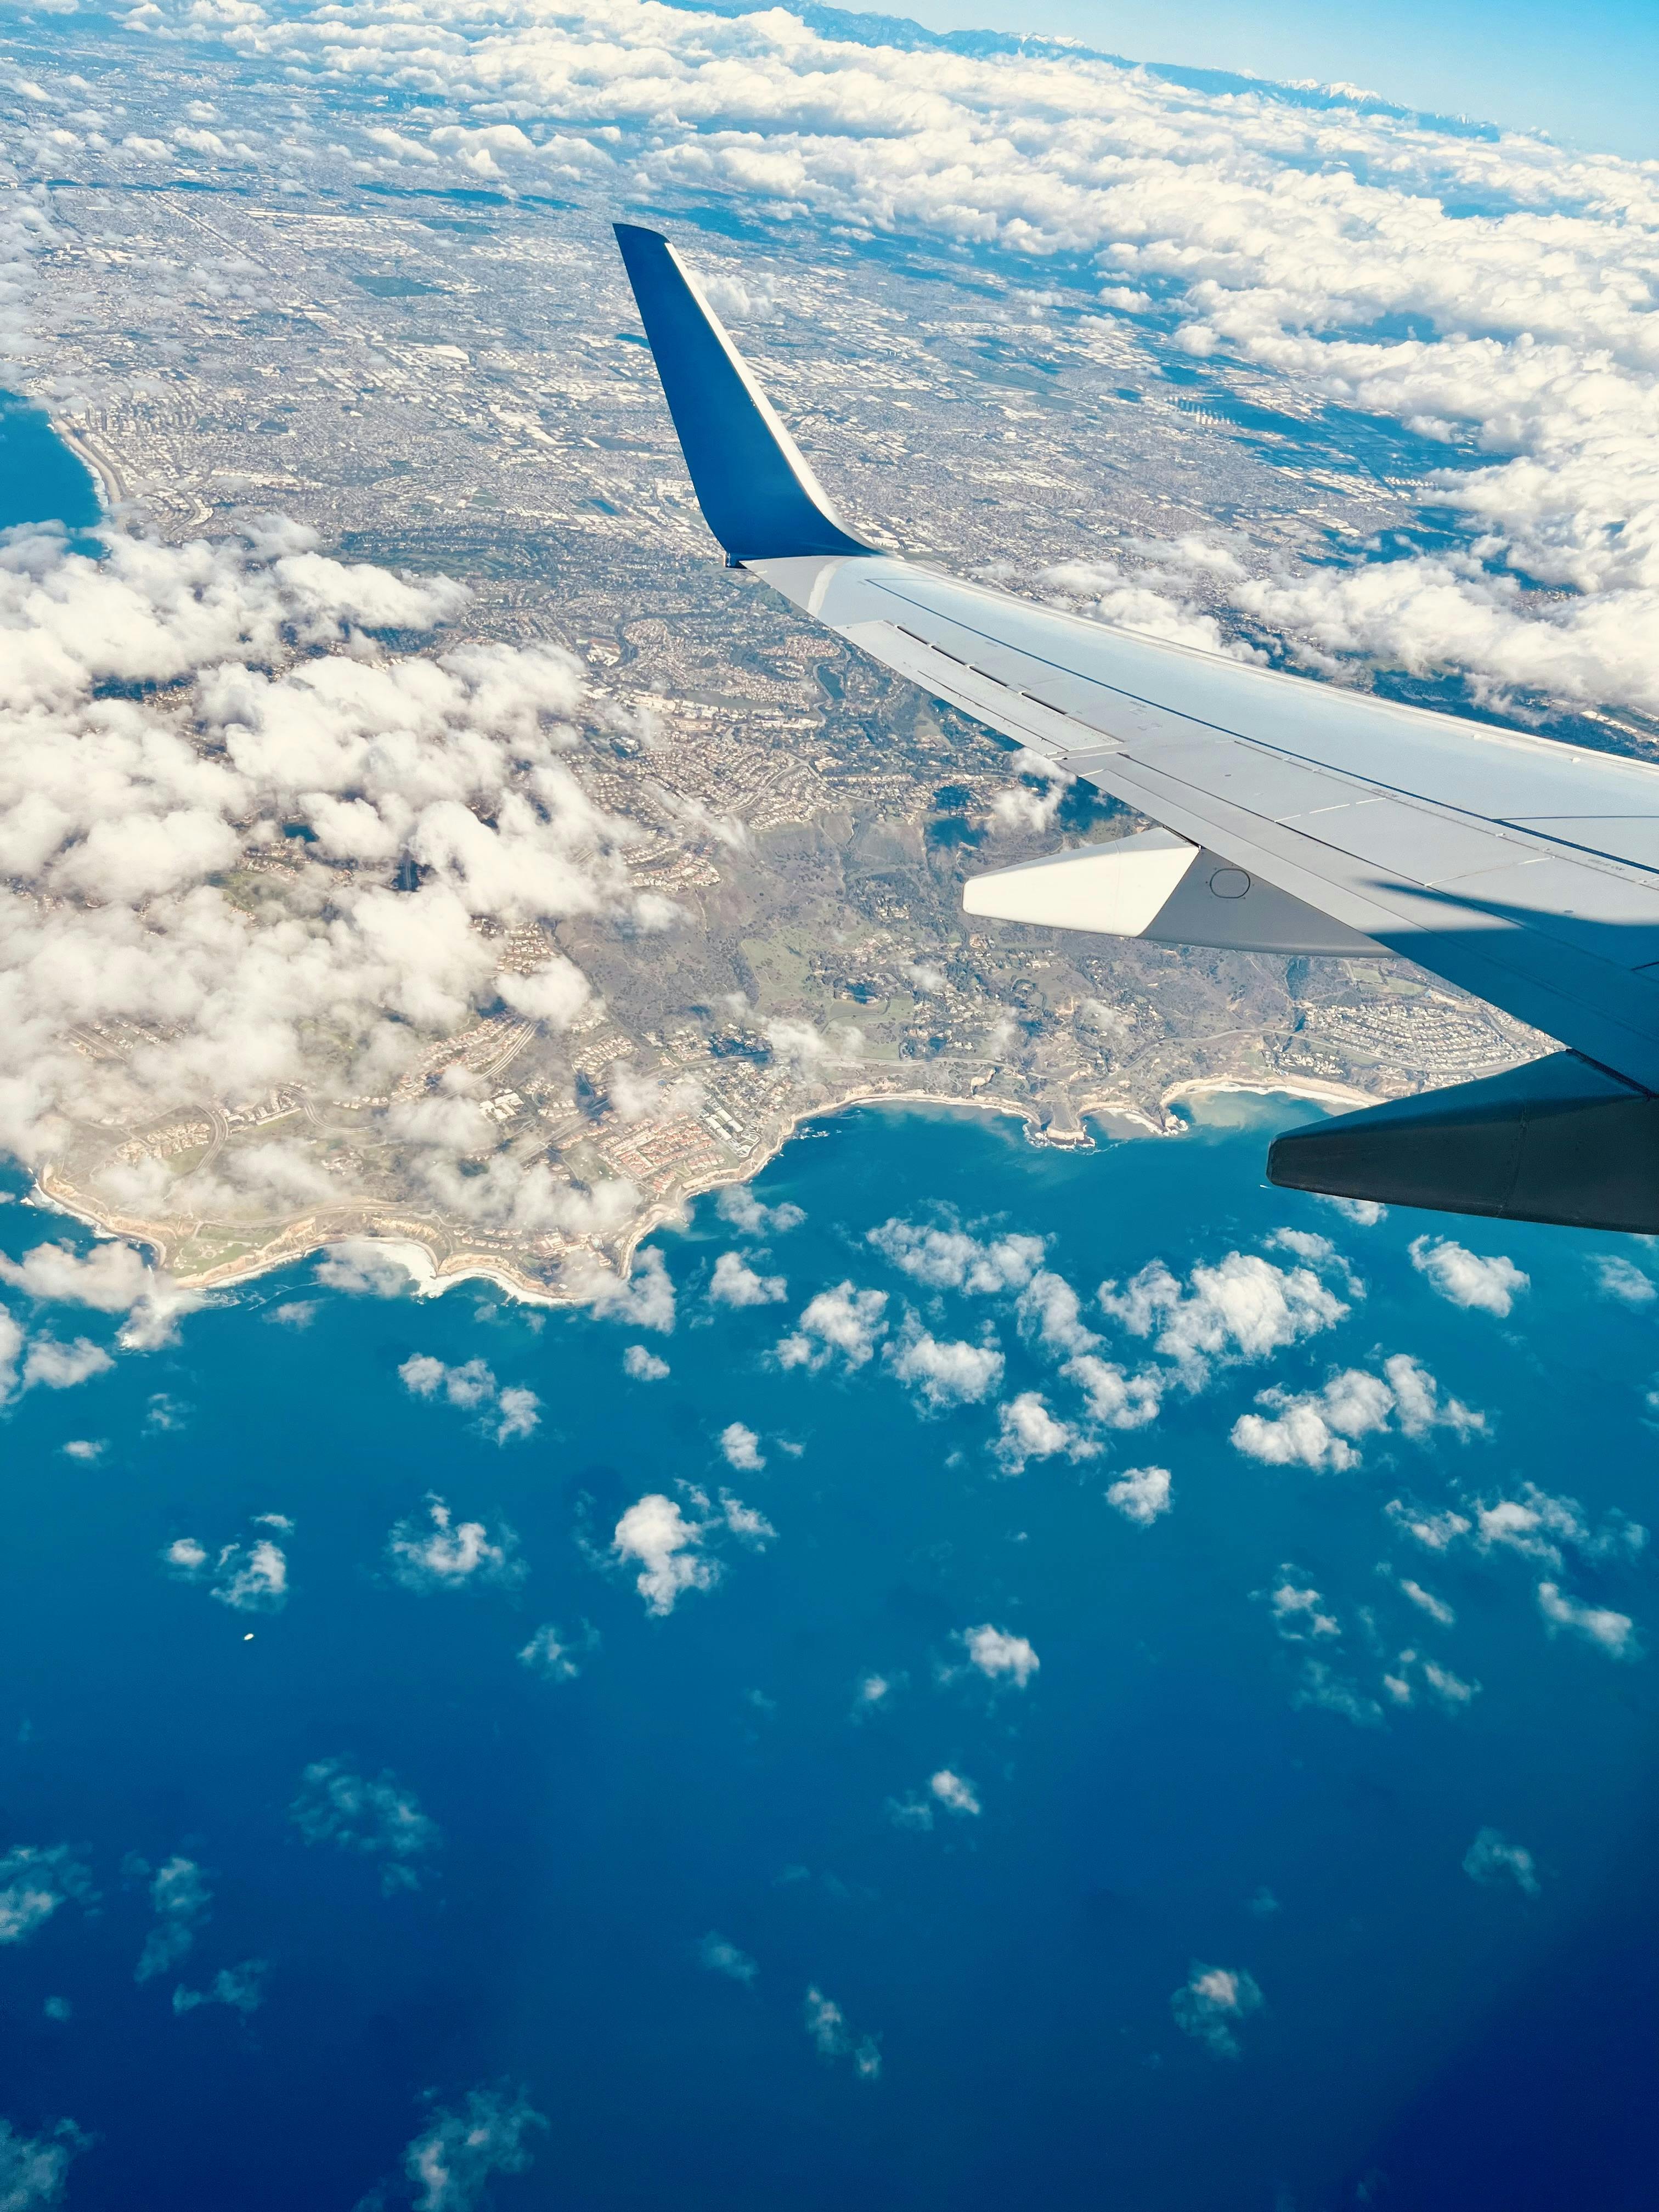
[1209,868,1251,899]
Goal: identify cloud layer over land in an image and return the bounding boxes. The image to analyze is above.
[103,0,1659,731]
[0,518,655,1261]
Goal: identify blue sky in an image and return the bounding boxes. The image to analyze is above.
[900,0,1659,158]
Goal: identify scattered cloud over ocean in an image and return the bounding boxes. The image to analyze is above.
[0,2119,86,2211]
[1291,1660,1384,1729]
[1062,1353,1163,1430]
[1409,1238,1529,1318]
[399,2086,548,2212]
[1592,1255,1655,1306]
[1386,1571,1456,1628]
[1107,1464,1172,1525]
[1472,1482,1646,1571]
[518,1622,597,1682]
[803,1986,881,2080]
[866,1219,1042,1295]
[1232,1353,1482,1470]
[1266,1574,1341,1644]
[1463,1827,1541,1897]
[163,1523,289,1613]
[994,1390,1099,1474]
[887,1324,1005,1410]
[290,1759,439,1894]
[610,1486,778,1615]
[1171,1963,1263,2059]
[697,1932,757,1986]
[1101,1251,1348,1385]
[707,1251,787,1308]
[1015,1270,1098,1357]
[1380,1630,1482,1710]
[716,1187,804,1238]
[929,1768,982,1817]
[0,1846,94,1946]
[134,1855,211,1984]
[386,1495,525,1593]
[0,1304,114,1407]
[574,1248,676,1333]
[961,1623,1040,1688]
[399,1353,541,1444]
[1536,1581,1640,1660]
[718,1421,765,1471]
[776,1282,888,1372]
[172,1960,267,2017]
[613,1494,708,1615]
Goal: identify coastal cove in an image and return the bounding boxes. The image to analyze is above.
[37,1075,1385,1305]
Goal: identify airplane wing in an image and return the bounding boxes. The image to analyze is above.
[613,221,1659,1234]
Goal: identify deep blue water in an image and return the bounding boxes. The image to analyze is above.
[0,394,100,535]
[2,1099,1656,2211]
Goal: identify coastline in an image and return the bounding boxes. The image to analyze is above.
[28,1071,1371,1310]
[1161,1073,1380,1114]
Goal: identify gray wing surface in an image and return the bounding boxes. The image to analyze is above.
[615,221,1659,1233]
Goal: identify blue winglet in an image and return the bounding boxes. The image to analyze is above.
[613,222,871,565]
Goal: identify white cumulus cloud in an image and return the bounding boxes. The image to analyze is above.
[1233,1354,1482,1470]
[1592,1254,1655,1305]
[162,1522,289,1613]
[708,1251,786,1308]
[929,1768,982,1816]
[1410,1238,1529,1317]
[866,1218,1043,1294]
[1102,1251,1346,1384]
[399,1353,541,1444]
[994,1390,1098,1473]
[1107,1464,1172,1525]
[386,1495,524,1593]
[961,1623,1040,1687]
[716,1186,804,1237]
[887,1325,1005,1409]
[1062,1353,1163,1430]
[1015,1269,1098,1355]
[613,1492,716,1616]
[1536,1581,1640,1660]
[776,1282,888,1372]
[719,1421,765,1471]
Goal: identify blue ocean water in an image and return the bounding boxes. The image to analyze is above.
[0,394,100,535]
[2,1098,1656,2211]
